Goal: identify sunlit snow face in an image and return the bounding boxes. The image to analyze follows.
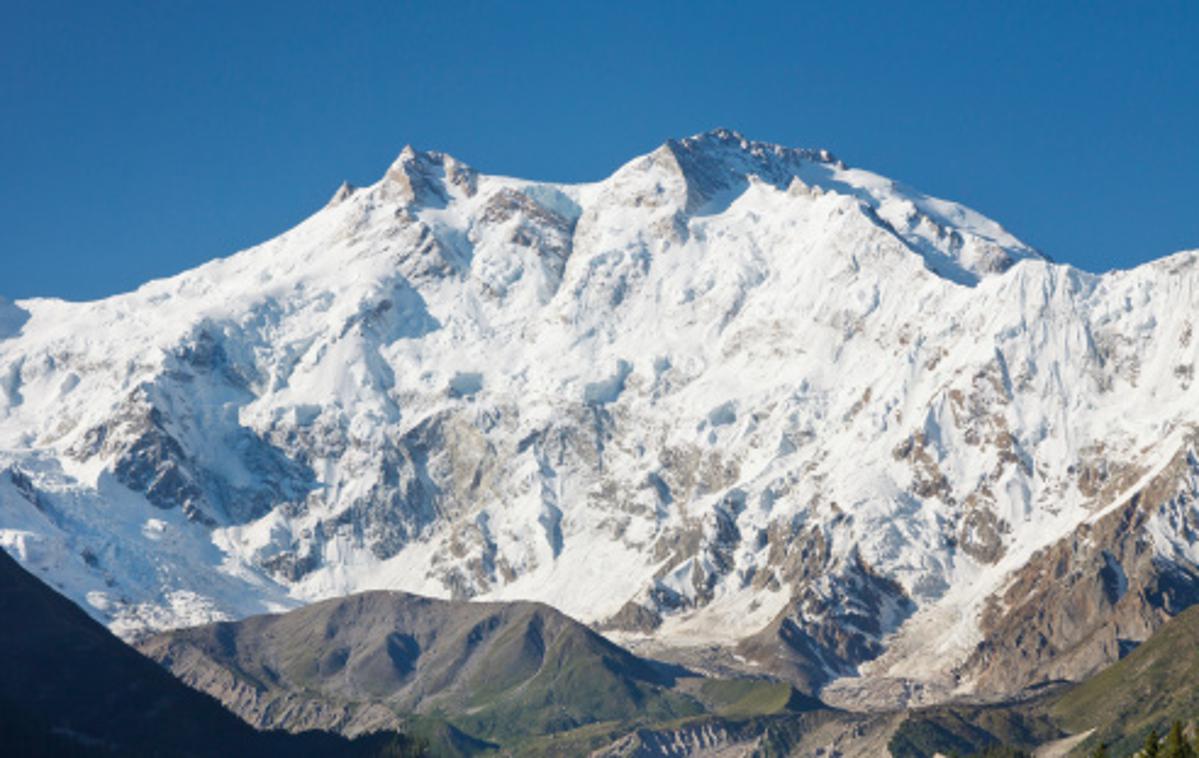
[1,132,1196,703]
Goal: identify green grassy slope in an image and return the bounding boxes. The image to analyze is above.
[883,604,1199,757]
[887,698,1063,758]
[1051,604,1199,755]
[140,591,712,749]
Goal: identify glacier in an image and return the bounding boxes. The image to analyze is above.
[2,129,1198,703]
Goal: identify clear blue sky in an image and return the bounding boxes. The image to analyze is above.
[2,1,1196,301]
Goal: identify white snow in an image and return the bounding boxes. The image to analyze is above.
[0,130,1197,701]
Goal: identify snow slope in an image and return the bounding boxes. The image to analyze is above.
[1,129,1197,700]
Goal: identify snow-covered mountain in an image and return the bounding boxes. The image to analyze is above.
[2,129,1198,705]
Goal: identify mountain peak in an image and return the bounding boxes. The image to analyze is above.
[632,130,846,214]
[382,145,477,206]
[325,180,356,207]
[606,130,842,217]
[667,128,841,167]
[610,131,1035,283]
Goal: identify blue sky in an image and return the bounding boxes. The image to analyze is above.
[2,1,1196,301]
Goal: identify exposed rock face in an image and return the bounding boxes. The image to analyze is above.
[732,531,916,692]
[591,721,767,758]
[3,129,1199,705]
[960,436,1199,693]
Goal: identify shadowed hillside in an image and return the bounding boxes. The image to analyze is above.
[0,548,423,756]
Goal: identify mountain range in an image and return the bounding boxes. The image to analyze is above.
[2,129,1199,718]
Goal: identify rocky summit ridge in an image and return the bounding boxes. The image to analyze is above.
[1,130,1197,707]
